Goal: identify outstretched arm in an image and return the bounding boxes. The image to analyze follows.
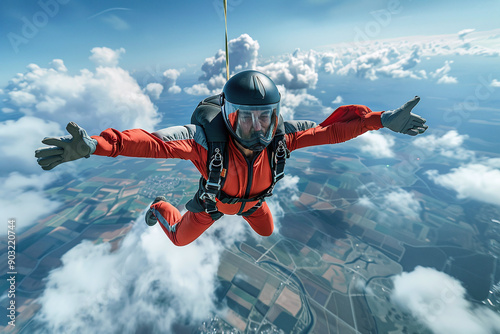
[286,105,383,152]
[36,123,208,171]
[286,97,428,152]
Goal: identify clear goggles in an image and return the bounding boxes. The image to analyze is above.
[223,101,280,149]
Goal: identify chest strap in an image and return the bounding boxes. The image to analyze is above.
[199,137,289,220]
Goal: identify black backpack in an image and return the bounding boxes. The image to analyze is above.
[185,95,289,220]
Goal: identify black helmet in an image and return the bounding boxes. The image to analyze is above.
[221,70,281,151]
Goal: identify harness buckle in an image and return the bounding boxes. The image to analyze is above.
[205,180,221,191]
[276,140,289,159]
[200,191,219,214]
[209,148,223,170]
[274,171,285,183]
[205,206,219,214]
[200,191,216,202]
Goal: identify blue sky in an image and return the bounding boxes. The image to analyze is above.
[1,0,499,85]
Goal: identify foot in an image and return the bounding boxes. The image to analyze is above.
[145,196,167,226]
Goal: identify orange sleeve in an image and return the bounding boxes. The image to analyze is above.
[91,128,207,174]
[286,105,383,152]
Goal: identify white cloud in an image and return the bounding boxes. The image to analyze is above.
[358,195,377,209]
[168,86,181,94]
[331,95,343,104]
[266,199,285,235]
[383,189,421,221]
[89,47,126,67]
[426,159,500,206]
[0,172,61,235]
[0,50,163,234]
[324,29,500,82]
[336,48,385,80]
[3,57,160,134]
[49,59,67,72]
[228,33,260,72]
[198,50,226,84]
[258,49,318,89]
[376,47,425,80]
[413,130,474,160]
[486,158,500,168]
[163,69,182,94]
[458,28,475,41]
[354,131,396,158]
[206,74,227,92]
[334,45,423,81]
[187,34,321,95]
[186,34,260,95]
[355,278,374,296]
[35,212,249,333]
[200,34,259,82]
[0,116,62,174]
[278,85,322,120]
[491,79,500,87]
[184,83,212,96]
[186,30,500,102]
[392,266,500,334]
[0,116,73,233]
[275,174,300,201]
[437,75,458,84]
[357,187,421,223]
[318,52,343,74]
[430,60,458,84]
[8,90,37,106]
[144,83,163,100]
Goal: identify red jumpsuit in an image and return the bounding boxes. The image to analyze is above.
[92,105,383,246]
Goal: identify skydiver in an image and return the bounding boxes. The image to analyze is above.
[35,70,428,246]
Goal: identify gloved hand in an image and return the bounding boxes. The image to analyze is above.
[381,96,428,136]
[35,122,97,170]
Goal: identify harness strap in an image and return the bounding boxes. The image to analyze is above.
[200,135,289,219]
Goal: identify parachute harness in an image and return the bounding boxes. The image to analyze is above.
[199,136,289,220]
[194,7,290,220]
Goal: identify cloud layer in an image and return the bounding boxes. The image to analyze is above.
[35,213,249,333]
[413,130,500,206]
[426,159,500,206]
[353,131,396,158]
[413,130,473,160]
[4,53,160,134]
[358,187,422,224]
[1,47,163,232]
[392,266,500,334]
[182,29,500,124]
[0,172,61,235]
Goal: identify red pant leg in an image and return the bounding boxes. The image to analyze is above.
[150,201,214,246]
[243,202,274,237]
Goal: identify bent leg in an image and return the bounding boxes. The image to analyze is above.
[150,201,214,246]
[243,202,274,237]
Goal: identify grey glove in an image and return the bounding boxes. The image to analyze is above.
[35,122,97,170]
[381,96,428,136]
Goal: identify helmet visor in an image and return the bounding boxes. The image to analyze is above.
[223,101,280,150]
